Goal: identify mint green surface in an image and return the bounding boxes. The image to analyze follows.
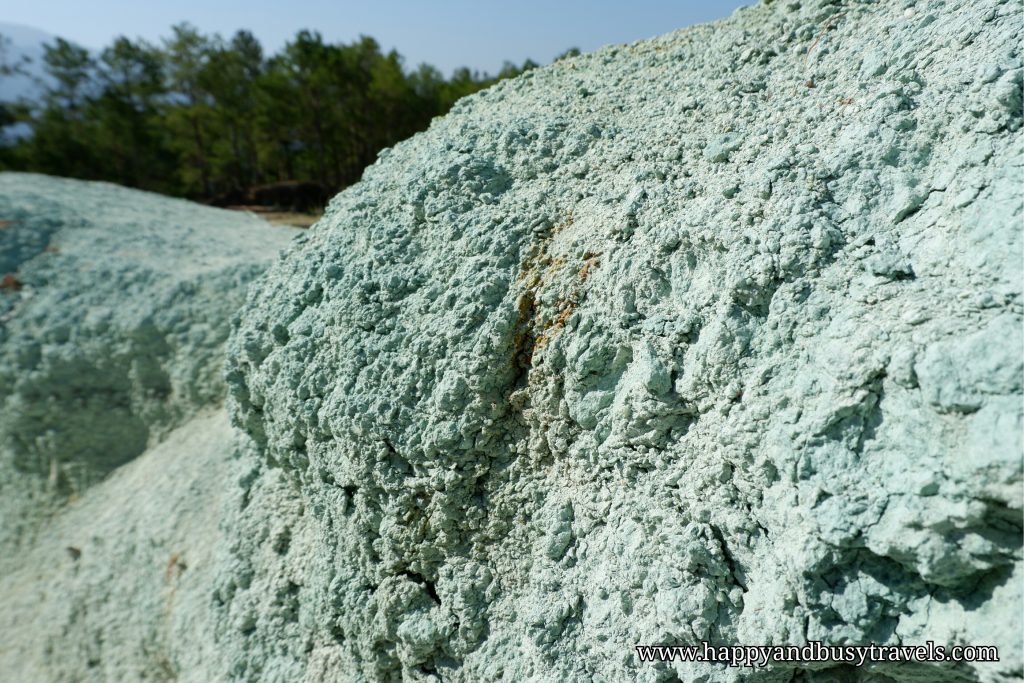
[1,1,1021,681]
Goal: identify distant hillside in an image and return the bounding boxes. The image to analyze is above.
[0,22,53,103]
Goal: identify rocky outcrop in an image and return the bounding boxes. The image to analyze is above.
[223,1,1022,681]
[0,172,296,567]
[1,0,1022,681]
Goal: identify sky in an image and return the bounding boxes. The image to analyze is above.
[1,0,750,77]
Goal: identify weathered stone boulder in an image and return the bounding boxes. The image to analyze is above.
[0,172,296,555]
[223,1,1022,681]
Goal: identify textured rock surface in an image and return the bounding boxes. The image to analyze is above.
[224,1,1023,681]
[0,409,234,681]
[0,174,298,682]
[0,173,296,557]
[2,0,1023,681]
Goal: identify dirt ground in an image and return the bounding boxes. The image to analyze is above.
[228,205,321,228]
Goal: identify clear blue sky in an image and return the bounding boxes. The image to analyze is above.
[2,0,750,76]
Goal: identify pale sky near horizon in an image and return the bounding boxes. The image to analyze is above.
[2,1,750,76]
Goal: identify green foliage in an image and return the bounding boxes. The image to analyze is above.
[0,35,28,168]
[0,34,29,77]
[95,37,172,189]
[0,26,551,204]
[23,39,99,179]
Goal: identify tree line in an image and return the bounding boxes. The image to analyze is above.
[0,26,575,207]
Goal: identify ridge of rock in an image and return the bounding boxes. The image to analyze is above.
[0,173,296,556]
[223,1,1023,681]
